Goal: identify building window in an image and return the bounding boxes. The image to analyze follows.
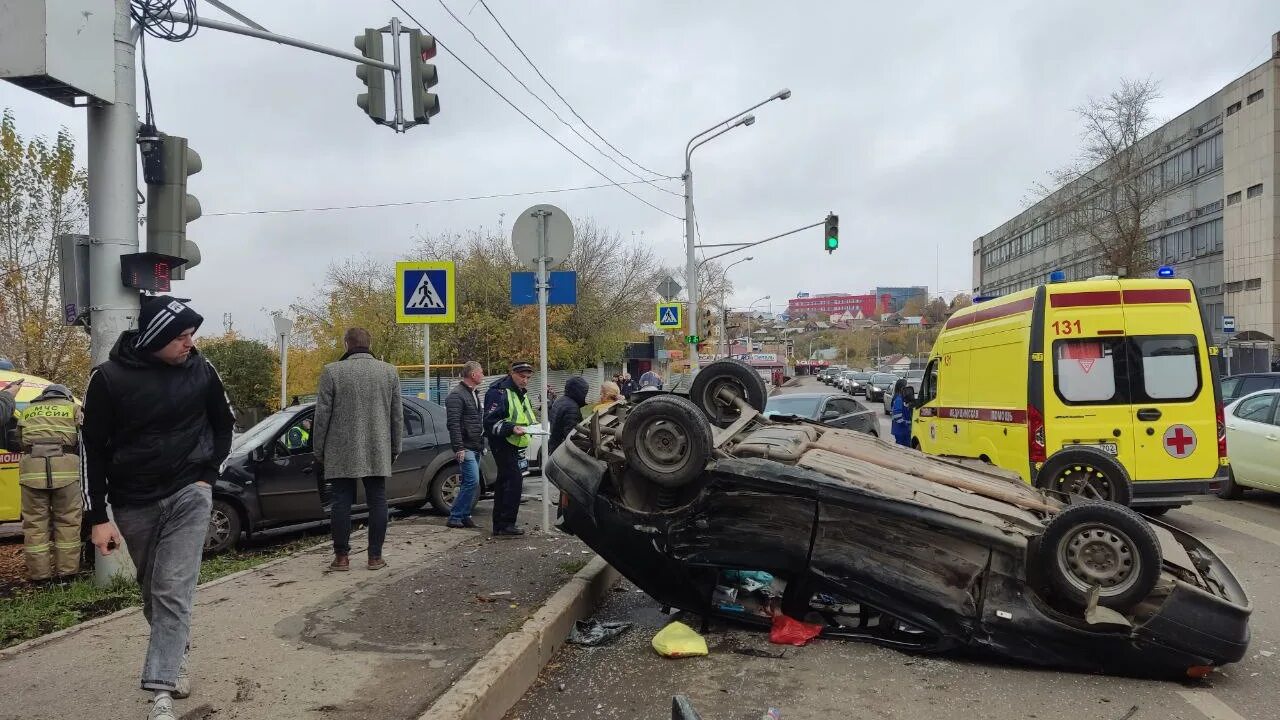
[1245,278,1262,291]
[1226,281,1244,293]
[1226,101,1242,116]
[1228,191,1242,205]
[1247,89,1264,105]
[1247,183,1263,198]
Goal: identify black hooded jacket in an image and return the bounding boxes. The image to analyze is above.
[548,376,589,456]
[81,330,235,524]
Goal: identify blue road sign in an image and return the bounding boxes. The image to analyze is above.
[656,302,683,329]
[396,261,456,323]
[511,271,577,306]
[1223,315,1236,333]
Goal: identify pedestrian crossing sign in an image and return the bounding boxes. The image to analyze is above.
[656,302,683,330]
[396,261,456,324]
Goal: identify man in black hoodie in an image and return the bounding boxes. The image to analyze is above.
[81,295,234,719]
[548,376,588,456]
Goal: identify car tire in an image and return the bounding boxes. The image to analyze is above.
[429,465,480,515]
[1218,469,1245,500]
[1036,448,1133,506]
[1037,500,1161,612]
[621,394,712,488]
[205,498,243,555]
[689,358,769,427]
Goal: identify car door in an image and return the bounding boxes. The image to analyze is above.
[823,397,871,434]
[384,401,435,505]
[1226,392,1280,490]
[254,411,325,524]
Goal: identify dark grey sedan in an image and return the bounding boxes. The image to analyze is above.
[763,392,878,437]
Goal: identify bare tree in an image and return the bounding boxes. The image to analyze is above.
[1036,78,1165,275]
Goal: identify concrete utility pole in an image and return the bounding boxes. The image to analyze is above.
[683,89,790,374]
[87,0,142,367]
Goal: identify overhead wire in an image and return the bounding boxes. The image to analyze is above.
[202,179,664,217]
[387,0,682,220]
[474,0,673,181]
[432,0,680,197]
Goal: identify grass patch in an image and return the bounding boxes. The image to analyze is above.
[557,558,589,575]
[1,537,321,649]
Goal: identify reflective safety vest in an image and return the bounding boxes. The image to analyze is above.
[504,388,536,448]
[286,426,311,450]
[17,399,81,490]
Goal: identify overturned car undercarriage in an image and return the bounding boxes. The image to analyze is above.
[545,360,1251,679]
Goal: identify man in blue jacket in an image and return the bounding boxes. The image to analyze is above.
[483,361,537,536]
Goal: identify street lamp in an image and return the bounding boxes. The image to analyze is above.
[747,294,771,347]
[271,311,294,410]
[685,89,792,374]
[718,256,753,355]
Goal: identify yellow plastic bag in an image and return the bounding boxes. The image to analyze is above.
[651,621,709,658]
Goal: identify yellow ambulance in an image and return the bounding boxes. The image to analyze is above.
[1,370,65,523]
[913,276,1227,512]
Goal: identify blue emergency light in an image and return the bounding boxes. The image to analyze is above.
[1049,270,1067,283]
[1157,265,1175,278]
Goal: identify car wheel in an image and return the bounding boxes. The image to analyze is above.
[1037,501,1160,612]
[429,465,480,515]
[204,498,242,554]
[689,358,768,428]
[1218,469,1245,500]
[621,394,713,488]
[1036,449,1133,506]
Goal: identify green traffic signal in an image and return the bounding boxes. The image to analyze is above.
[825,236,838,251]
[823,212,839,254]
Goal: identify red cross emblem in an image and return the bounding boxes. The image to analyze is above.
[1163,424,1197,458]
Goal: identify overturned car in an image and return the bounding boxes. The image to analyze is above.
[545,360,1251,679]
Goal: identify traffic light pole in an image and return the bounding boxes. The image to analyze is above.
[696,219,824,264]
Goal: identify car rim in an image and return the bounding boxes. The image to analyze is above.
[206,507,231,550]
[441,472,461,505]
[1056,523,1140,596]
[700,378,747,423]
[1052,464,1115,502]
[637,418,690,472]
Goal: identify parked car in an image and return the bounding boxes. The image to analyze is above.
[841,371,872,395]
[209,396,496,553]
[882,375,924,415]
[1219,389,1280,499]
[546,359,1250,678]
[1221,373,1280,405]
[864,372,899,402]
[764,392,878,436]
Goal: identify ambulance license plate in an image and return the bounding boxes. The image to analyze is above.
[1069,442,1118,456]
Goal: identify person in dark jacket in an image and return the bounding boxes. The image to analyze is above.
[548,376,589,456]
[483,361,537,536]
[618,372,636,400]
[82,295,234,719]
[444,361,485,529]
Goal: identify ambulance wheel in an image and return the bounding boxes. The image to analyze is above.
[1037,448,1133,506]
[689,358,768,428]
[1037,500,1160,612]
[622,394,712,488]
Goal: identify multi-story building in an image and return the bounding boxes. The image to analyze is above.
[973,30,1279,343]
[876,286,929,313]
[787,292,890,319]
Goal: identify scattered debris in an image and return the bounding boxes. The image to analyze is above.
[489,590,513,597]
[652,621,709,658]
[1117,706,1139,720]
[568,619,632,646]
[769,614,822,646]
[731,646,786,659]
[1261,650,1274,657]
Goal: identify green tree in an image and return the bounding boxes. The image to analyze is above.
[200,334,278,415]
[0,109,90,389]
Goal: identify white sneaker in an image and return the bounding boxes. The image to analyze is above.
[174,651,191,699]
[149,695,176,720]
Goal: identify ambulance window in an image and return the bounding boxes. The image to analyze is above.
[1135,336,1200,401]
[920,359,939,403]
[1053,340,1121,404]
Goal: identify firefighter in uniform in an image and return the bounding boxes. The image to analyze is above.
[17,384,83,580]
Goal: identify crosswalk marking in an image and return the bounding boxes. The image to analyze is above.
[1177,690,1249,720]
[1182,504,1280,549]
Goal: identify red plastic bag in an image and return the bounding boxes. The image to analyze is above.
[769,613,823,646]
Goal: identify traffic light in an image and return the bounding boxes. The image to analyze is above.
[355,29,387,123]
[407,29,440,123]
[141,133,202,280]
[824,213,839,254]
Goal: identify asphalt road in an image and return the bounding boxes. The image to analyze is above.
[506,375,1277,720]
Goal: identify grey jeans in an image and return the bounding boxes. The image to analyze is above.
[114,482,212,692]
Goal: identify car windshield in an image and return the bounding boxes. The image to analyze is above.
[852,372,872,381]
[872,373,898,385]
[764,395,823,418]
[232,408,302,452]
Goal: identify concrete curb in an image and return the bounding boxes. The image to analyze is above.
[420,555,621,720]
[0,533,340,660]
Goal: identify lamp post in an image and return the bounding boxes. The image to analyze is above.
[684,89,791,374]
[272,312,294,410]
[717,256,753,356]
[747,295,771,349]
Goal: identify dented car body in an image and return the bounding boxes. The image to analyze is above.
[545,362,1251,679]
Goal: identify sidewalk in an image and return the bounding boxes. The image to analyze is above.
[0,520,601,720]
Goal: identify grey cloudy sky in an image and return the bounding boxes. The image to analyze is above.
[5,0,1280,341]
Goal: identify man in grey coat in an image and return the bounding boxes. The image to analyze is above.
[312,328,403,571]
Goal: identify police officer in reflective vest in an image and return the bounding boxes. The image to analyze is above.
[17,384,83,580]
[483,361,537,537]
